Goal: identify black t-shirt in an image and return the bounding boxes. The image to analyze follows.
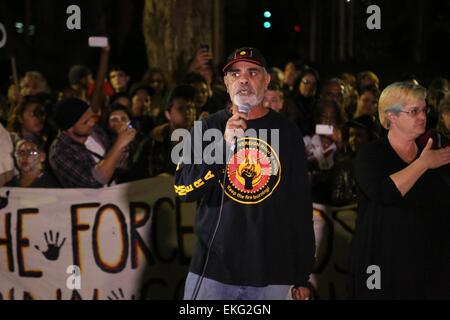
[6,172,61,188]
[350,136,450,299]
[174,108,315,287]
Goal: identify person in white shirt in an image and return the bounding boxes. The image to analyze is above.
[0,123,14,187]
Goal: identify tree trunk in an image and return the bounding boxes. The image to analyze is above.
[142,0,214,85]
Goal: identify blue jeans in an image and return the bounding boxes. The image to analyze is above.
[184,272,291,300]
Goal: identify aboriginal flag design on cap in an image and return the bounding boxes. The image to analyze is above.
[222,47,268,73]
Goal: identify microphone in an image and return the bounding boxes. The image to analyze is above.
[230,103,252,152]
[238,103,252,114]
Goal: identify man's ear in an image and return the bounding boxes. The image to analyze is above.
[39,152,46,164]
[165,110,171,122]
[265,73,272,90]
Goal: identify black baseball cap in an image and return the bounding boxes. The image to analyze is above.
[222,47,268,73]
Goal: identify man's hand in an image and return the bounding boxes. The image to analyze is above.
[224,111,248,147]
[115,124,136,150]
[330,127,342,145]
[188,49,212,73]
[101,45,111,54]
[291,286,311,300]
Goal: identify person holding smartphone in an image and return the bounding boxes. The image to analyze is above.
[303,99,344,172]
[302,99,345,204]
[50,98,136,188]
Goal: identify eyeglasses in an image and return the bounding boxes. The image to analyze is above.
[398,106,429,117]
[15,150,40,158]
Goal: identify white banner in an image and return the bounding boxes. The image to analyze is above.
[0,177,356,300]
[0,177,197,300]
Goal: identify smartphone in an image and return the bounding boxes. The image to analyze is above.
[88,36,109,48]
[316,124,334,136]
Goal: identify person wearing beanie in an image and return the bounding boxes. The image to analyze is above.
[49,98,136,188]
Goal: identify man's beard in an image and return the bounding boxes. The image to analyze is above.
[230,89,264,108]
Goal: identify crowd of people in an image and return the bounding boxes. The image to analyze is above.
[0,46,230,189]
[1,47,448,199]
[1,45,450,299]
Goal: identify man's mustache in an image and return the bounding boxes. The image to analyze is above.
[236,86,255,94]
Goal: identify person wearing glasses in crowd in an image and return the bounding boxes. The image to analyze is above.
[350,82,450,299]
[6,136,60,188]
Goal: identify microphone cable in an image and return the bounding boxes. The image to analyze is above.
[191,137,236,300]
[191,105,250,300]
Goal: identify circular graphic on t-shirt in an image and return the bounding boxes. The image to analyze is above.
[224,137,281,204]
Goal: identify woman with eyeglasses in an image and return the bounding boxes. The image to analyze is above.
[350,82,450,299]
[6,136,60,188]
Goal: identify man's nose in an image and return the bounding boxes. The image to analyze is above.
[238,74,249,84]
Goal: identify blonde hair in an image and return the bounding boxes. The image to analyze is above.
[19,71,50,96]
[357,70,380,88]
[378,82,427,129]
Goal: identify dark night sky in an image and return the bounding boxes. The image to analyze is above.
[223,0,450,84]
[0,0,449,92]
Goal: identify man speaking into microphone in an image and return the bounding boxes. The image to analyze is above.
[174,47,315,300]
